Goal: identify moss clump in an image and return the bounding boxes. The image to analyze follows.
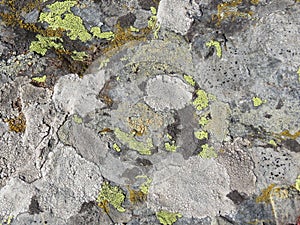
[156,210,182,225]
[96,182,126,213]
[206,40,222,58]
[212,0,253,27]
[183,75,195,86]
[29,35,64,55]
[199,144,217,158]
[256,184,276,204]
[128,188,147,204]
[6,113,26,133]
[114,128,153,155]
[194,130,208,140]
[193,90,209,111]
[252,97,265,107]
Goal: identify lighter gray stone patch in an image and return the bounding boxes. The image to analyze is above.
[148,153,235,218]
[157,0,194,35]
[53,71,108,117]
[33,143,103,220]
[144,75,193,111]
[0,178,35,219]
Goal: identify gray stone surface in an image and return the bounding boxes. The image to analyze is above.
[0,0,300,224]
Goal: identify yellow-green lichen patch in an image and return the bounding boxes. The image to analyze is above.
[39,1,92,42]
[130,26,140,32]
[71,51,88,61]
[194,130,208,140]
[256,184,276,204]
[193,90,209,111]
[29,35,64,55]
[73,114,83,124]
[252,96,266,107]
[90,26,114,40]
[113,143,121,152]
[114,128,153,155]
[0,215,13,225]
[199,116,209,126]
[198,144,217,158]
[297,67,300,82]
[32,75,47,83]
[148,7,160,39]
[156,210,182,225]
[96,181,126,213]
[136,175,152,195]
[183,75,195,86]
[295,175,300,192]
[165,142,178,152]
[277,130,300,140]
[206,40,222,58]
[268,139,277,147]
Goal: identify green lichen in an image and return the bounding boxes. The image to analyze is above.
[252,97,266,107]
[148,6,160,39]
[194,130,208,140]
[206,40,222,58]
[295,175,300,192]
[32,75,47,83]
[0,215,13,225]
[268,139,277,147]
[193,90,209,111]
[114,128,153,155]
[71,51,88,61]
[297,67,300,82]
[130,26,140,32]
[183,75,195,86]
[199,144,217,158]
[73,114,82,124]
[96,181,126,213]
[199,116,209,126]
[113,143,121,152]
[156,210,182,225]
[165,142,178,152]
[91,26,114,40]
[136,175,152,194]
[29,35,64,55]
[39,0,92,42]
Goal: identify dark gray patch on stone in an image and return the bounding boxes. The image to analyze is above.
[117,12,137,28]
[226,190,247,205]
[29,196,43,215]
[136,157,153,167]
[138,0,160,10]
[282,139,300,153]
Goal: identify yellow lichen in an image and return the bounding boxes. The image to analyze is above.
[156,210,182,225]
[32,75,47,83]
[199,116,209,126]
[194,130,208,140]
[297,67,300,82]
[183,75,195,86]
[206,40,222,58]
[165,142,178,152]
[29,35,64,56]
[90,26,114,40]
[113,143,121,152]
[198,144,217,158]
[193,90,209,111]
[277,130,300,140]
[252,97,266,107]
[295,175,300,192]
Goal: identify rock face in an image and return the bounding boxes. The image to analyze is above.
[0,0,300,224]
